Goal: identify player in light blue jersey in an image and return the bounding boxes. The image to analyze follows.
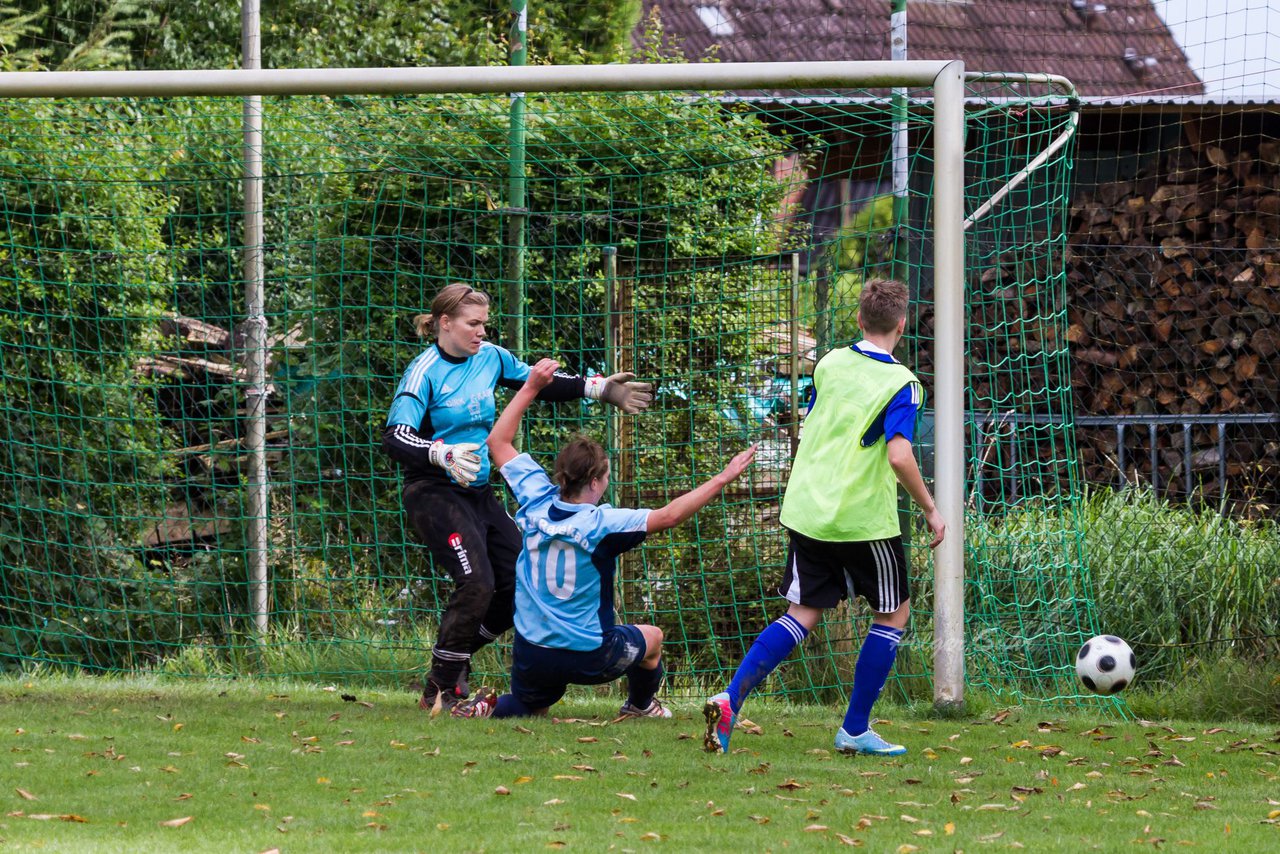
[381,284,655,714]
[451,359,757,719]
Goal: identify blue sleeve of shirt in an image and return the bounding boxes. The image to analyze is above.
[386,392,426,429]
[499,453,557,510]
[882,381,923,443]
[492,345,531,386]
[594,507,651,560]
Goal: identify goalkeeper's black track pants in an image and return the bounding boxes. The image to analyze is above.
[402,478,520,689]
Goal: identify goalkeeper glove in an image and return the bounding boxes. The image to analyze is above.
[428,440,482,486]
[585,372,654,415]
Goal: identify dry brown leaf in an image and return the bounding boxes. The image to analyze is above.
[15,789,36,801]
[577,737,598,743]
[494,786,511,796]
[159,816,194,828]
[776,779,808,790]
[803,824,828,832]
[616,792,638,801]
[639,832,662,841]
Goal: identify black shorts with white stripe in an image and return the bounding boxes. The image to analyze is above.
[777,529,909,613]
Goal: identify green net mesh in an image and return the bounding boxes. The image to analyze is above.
[0,79,1091,704]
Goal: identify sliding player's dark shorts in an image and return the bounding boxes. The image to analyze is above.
[777,528,909,613]
[510,625,647,710]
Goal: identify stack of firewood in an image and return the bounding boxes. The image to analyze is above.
[909,139,1279,506]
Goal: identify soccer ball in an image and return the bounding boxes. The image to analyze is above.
[1075,635,1136,695]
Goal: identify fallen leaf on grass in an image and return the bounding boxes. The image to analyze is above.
[737,719,764,736]
[175,793,193,801]
[749,814,771,825]
[495,786,511,796]
[15,789,36,801]
[640,832,662,841]
[616,792,638,801]
[159,816,193,828]
[803,824,828,832]
[776,779,808,790]
[834,832,861,846]
[577,737,598,744]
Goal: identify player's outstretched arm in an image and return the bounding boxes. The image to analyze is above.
[887,435,946,549]
[488,358,559,470]
[645,444,758,533]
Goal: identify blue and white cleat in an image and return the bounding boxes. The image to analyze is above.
[834,727,907,756]
[702,692,736,754]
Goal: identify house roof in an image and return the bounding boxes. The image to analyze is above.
[635,0,1203,99]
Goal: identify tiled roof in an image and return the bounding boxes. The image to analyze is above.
[636,0,1203,99]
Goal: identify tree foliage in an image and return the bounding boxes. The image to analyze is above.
[1,1,643,70]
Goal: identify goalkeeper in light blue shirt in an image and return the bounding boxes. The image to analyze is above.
[451,359,757,719]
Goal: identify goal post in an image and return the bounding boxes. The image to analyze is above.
[0,60,1089,710]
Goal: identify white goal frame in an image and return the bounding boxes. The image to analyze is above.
[0,60,968,709]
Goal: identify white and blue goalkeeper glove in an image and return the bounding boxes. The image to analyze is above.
[585,371,654,414]
[428,440,482,486]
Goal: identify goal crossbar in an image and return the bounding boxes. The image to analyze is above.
[0,61,954,97]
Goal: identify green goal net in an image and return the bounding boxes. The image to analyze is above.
[0,75,1093,704]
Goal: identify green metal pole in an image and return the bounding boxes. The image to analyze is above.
[505,0,528,353]
[602,245,617,505]
[890,0,910,284]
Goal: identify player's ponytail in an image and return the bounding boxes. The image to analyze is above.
[413,283,490,339]
[554,435,609,500]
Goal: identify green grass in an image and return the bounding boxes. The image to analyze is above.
[2,678,1278,852]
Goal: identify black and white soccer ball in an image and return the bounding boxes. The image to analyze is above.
[1075,635,1136,695]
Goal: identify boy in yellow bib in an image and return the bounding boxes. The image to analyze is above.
[704,278,946,756]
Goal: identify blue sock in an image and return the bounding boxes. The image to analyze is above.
[843,624,904,735]
[726,614,808,713]
[626,662,664,708]
[492,693,532,718]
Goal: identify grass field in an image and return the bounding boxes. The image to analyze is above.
[2,677,1278,852]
